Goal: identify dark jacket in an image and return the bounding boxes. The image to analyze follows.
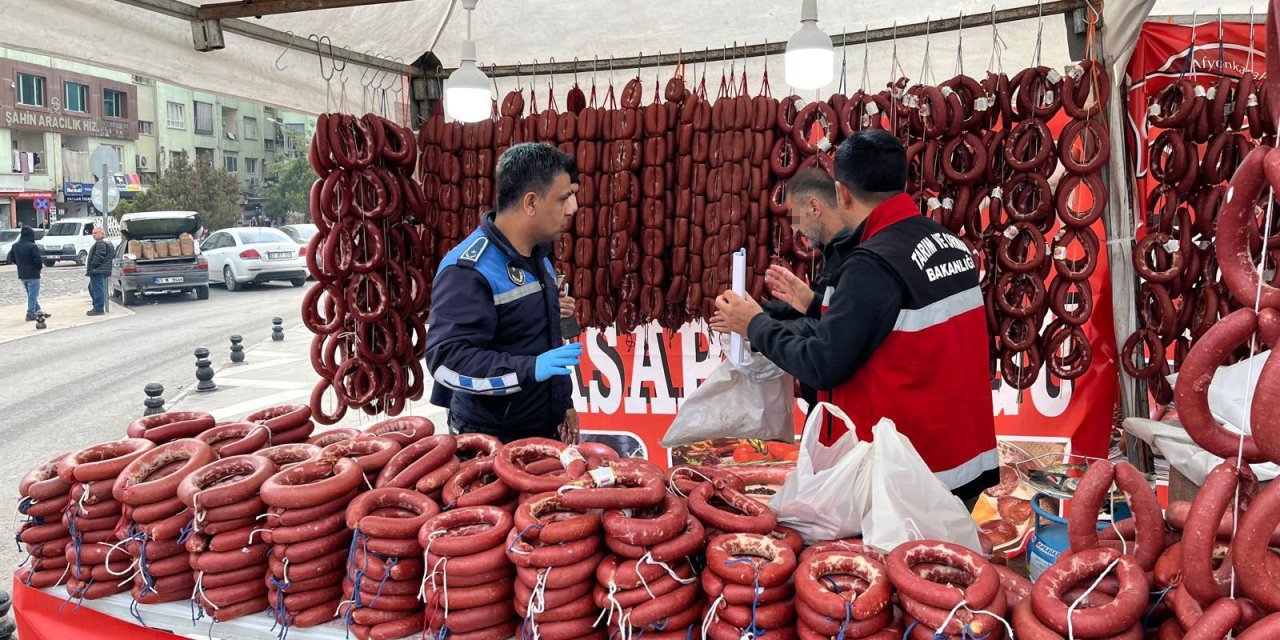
[12,227,43,280]
[86,239,113,276]
[748,194,998,502]
[425,212,570,442]
[760,230,852,407]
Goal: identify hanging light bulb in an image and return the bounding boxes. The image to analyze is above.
[445,0,491,123]
[785,0,834,90]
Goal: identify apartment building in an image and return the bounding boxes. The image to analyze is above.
[1,48,315,228]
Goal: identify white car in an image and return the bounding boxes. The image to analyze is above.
[201,227,308,291]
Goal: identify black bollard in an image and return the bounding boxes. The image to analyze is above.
[143,383,165,416]
[195,347,216,392]
[271,317,284,342]
[230,334,245,363]
[34,312,48,330]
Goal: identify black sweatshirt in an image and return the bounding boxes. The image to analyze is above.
[748,222,903,392]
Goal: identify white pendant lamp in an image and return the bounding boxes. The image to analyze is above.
[445,0,491,123]
[785,0,834,90]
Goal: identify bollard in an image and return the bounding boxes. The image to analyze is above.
[230,334,245,363]
[34,312,48,330]
[271,317,284,342]
[194,347,216,392]
[143,383,165,416]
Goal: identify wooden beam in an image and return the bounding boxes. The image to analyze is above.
[196,0,413,21]
[437,0,1091,79]
[113,0,419,76]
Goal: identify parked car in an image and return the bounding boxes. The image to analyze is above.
[202,227,308,291]
[37,216,120,266]
[111,211,210,306]
[277,224,318,245]
[0,227,45,264]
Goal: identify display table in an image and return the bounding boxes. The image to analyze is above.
[11,577,350,640]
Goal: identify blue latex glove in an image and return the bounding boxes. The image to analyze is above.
[535,343,583,381]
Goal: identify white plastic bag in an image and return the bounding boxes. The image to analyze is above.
[660,349,795,447]
[862,418,982,553]
[769,403,874,544]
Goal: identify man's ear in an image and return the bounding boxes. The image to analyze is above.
[835,182,854,210]
[807,195,822,217]
[521,190,539,216]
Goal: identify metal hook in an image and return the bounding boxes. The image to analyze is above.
[530,58,539,98]
[548,57,557,93]
[310,34,335,82]
[360,50,376,88]
[515,61,522,91]
[573,56,580,85]
[592,55,598,88]
[275,31,295,71]
[636,51,643,78]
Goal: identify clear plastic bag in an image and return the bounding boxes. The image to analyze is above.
[769,403,874,544]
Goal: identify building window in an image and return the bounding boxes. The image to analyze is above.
[103,89,126,119]
[63,82,88,113]
[243,116,258,140]
[166,102,185,129]
[138,120,155,135]
[245,157,258,175]
[194,101,214,135]
[17,73,44,107]
[131,74,154,86]
[169,150,187,167]
[223,152,238,173]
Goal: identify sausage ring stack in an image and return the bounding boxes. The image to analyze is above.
[243,404,316,446]
[703,533,798,640]
[306,111,427,424]
[376,431,460,503]
[57,438,156,601]
[795,548,896,640]
[887,540,1008,639]
[180,454,279,622]
[510,491,606,640]
[420,506,519,640]
[112,439,216,606]
[340,487,440,640]
[126,411,216,444]
[260,456,363,631]
[320,436,402,489]
[15,453,74,590]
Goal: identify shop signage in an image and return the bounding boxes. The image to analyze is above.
[2,107,133,139]
[63,181,95,201]
[12,191,54,201]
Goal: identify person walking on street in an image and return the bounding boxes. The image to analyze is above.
[85,226,113,316]
[11,226,46,321]
[425,143,583,444]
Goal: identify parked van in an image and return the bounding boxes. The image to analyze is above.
[111,211,209,305]
[37,216,121,266]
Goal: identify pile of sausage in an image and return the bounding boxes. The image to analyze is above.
[305,111,430,424]
[55,408,1280,639]
[1125,71,1280,404]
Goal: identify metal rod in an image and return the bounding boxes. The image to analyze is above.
[438,0,1089,78]
[112,0,419,76]
[196,0,412,21]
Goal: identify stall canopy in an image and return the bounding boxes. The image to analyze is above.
[0,0,1257,118]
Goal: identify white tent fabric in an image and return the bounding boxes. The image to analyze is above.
[3,1,1257,118]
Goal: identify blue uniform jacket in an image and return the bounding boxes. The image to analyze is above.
[425,212,570,439]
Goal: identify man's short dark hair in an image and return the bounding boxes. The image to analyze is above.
[785,167,838,207]
[834,130,907,200]
[495,143,577,212]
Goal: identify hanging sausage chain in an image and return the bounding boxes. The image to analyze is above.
[297,42,1122,420]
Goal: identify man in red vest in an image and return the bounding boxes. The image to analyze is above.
[712,130,998,505]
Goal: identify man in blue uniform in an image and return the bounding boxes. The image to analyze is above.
[426,143,583,443]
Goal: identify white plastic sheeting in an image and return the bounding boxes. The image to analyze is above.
[0,1,1259,117]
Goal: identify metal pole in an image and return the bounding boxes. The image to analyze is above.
[101,163,110,313]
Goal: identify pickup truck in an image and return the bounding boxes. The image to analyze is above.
[38,216,120,266]
[111,211,210,305]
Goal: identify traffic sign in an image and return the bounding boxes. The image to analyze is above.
[89,146,120,175]
[33,197,50,211]
[92,181,120,214]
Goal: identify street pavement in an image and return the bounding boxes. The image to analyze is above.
[0,277,315,586]
[0,262,97,303]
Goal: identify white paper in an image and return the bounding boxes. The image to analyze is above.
[729,248,748,365]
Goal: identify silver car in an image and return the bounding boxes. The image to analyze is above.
[0,227,45,264]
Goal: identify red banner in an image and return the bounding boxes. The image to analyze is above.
[1126,21,1268,203]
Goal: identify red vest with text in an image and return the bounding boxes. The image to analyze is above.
[820,194,997,490]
